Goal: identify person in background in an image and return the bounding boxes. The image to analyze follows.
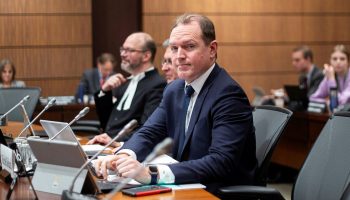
[310,45,350,106]
[261,46,323,105]
[92,13,257,195]
[0,59,25,88]
[87,32,166,136]
[161,39,178,83]
[292,46,324,97]
[76,53,116,100]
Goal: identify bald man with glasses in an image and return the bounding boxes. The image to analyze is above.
[89,32,166,140]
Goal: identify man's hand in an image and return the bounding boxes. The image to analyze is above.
[93,155,123,179]
[87,133,113,146]
[114,156,151,184]
[102,73,127,92]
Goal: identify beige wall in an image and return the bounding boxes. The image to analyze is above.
[0,0,92,96]
[142,0,350,100]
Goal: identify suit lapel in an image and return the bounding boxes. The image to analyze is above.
[178,65,220,159]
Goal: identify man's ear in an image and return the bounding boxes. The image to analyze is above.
[209,40,218,59]
[143,51,152,62]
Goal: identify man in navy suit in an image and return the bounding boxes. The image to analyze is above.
[76,53,116,99]
[94,13,257,194]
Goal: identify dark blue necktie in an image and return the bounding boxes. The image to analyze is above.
[176,85,195,161]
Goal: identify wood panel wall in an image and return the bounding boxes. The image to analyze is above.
[142,0,350,100]
[0,0,92,96]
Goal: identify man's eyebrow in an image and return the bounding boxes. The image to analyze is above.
[169,39,197,46]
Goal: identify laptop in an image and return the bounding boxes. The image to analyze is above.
[27,138,99,195]
[38,120,134,192]
[284,85,309,111]
[40,120,78,142]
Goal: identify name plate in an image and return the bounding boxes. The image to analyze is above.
[1,144,15,178]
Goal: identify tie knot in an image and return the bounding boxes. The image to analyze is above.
[185,85,195,97]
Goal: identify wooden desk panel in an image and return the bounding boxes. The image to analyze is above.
[271,111,329,169]
[0,178,218,200]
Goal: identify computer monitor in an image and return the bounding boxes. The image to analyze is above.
[284,85,309,111]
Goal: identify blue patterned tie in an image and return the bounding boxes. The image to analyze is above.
[176,85,195,161]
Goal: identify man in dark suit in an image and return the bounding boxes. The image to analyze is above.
[292,46,324,97]
[89,32,166,137]
[76,53,116,100]
[93,14,257,194]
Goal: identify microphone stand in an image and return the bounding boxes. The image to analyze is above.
[17,98,56,138]
[19,104,36,137]
[0,95,30,121]
[49,107,90,141]
[103,138,173,200]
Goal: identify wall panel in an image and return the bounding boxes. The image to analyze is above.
[144,0,350,14]
[0,0,91,14]
[143,0,350,101]
[0,0,92,97]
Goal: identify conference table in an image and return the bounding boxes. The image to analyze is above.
[0,121,219,200]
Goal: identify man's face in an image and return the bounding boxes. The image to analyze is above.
[98,61,113,79]
[292,51,309,73]
[169,22,217,83]
[120,36,146,74]
[161,47,178,83]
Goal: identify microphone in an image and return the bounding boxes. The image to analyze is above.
[49,107,90,141]
[61,119,138,200]
[104,137,173,200]
[0,95,30,120]
[17,98,56,138]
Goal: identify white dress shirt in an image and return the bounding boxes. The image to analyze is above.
[118,64,215,184]
[115,67,154,110]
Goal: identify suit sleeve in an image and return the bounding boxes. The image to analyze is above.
[121,97,169,161]
[139,82,166,126]
[169,86,255,184]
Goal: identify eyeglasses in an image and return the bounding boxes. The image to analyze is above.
[120,47,146,54]
[161,58,172,65]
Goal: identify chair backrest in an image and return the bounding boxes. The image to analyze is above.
[0,87,41,121]
[253,105,293,185]
[292,112,350,200]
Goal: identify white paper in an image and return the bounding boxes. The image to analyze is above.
[107,174,142,185]
[1,144,15,178]
[82,144,110,152]
[82,142,124,153]
[160,183,206,190]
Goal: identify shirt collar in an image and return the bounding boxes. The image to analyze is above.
[307,65,315,78]
[127,67,155,81]
[185,63,215,94]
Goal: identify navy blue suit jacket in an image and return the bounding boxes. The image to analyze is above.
[122,64,257,192]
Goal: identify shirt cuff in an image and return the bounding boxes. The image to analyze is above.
[157,165,175,184]
[97,90,105,98]
[116,149,137,160]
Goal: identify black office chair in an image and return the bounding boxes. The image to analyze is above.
[219,111,350,200]
[219,105,293,199]
[0,87,41,121]
[71,120,101,135]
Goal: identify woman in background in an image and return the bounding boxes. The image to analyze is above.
[0,59,25,88]
[310,45,350,106]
